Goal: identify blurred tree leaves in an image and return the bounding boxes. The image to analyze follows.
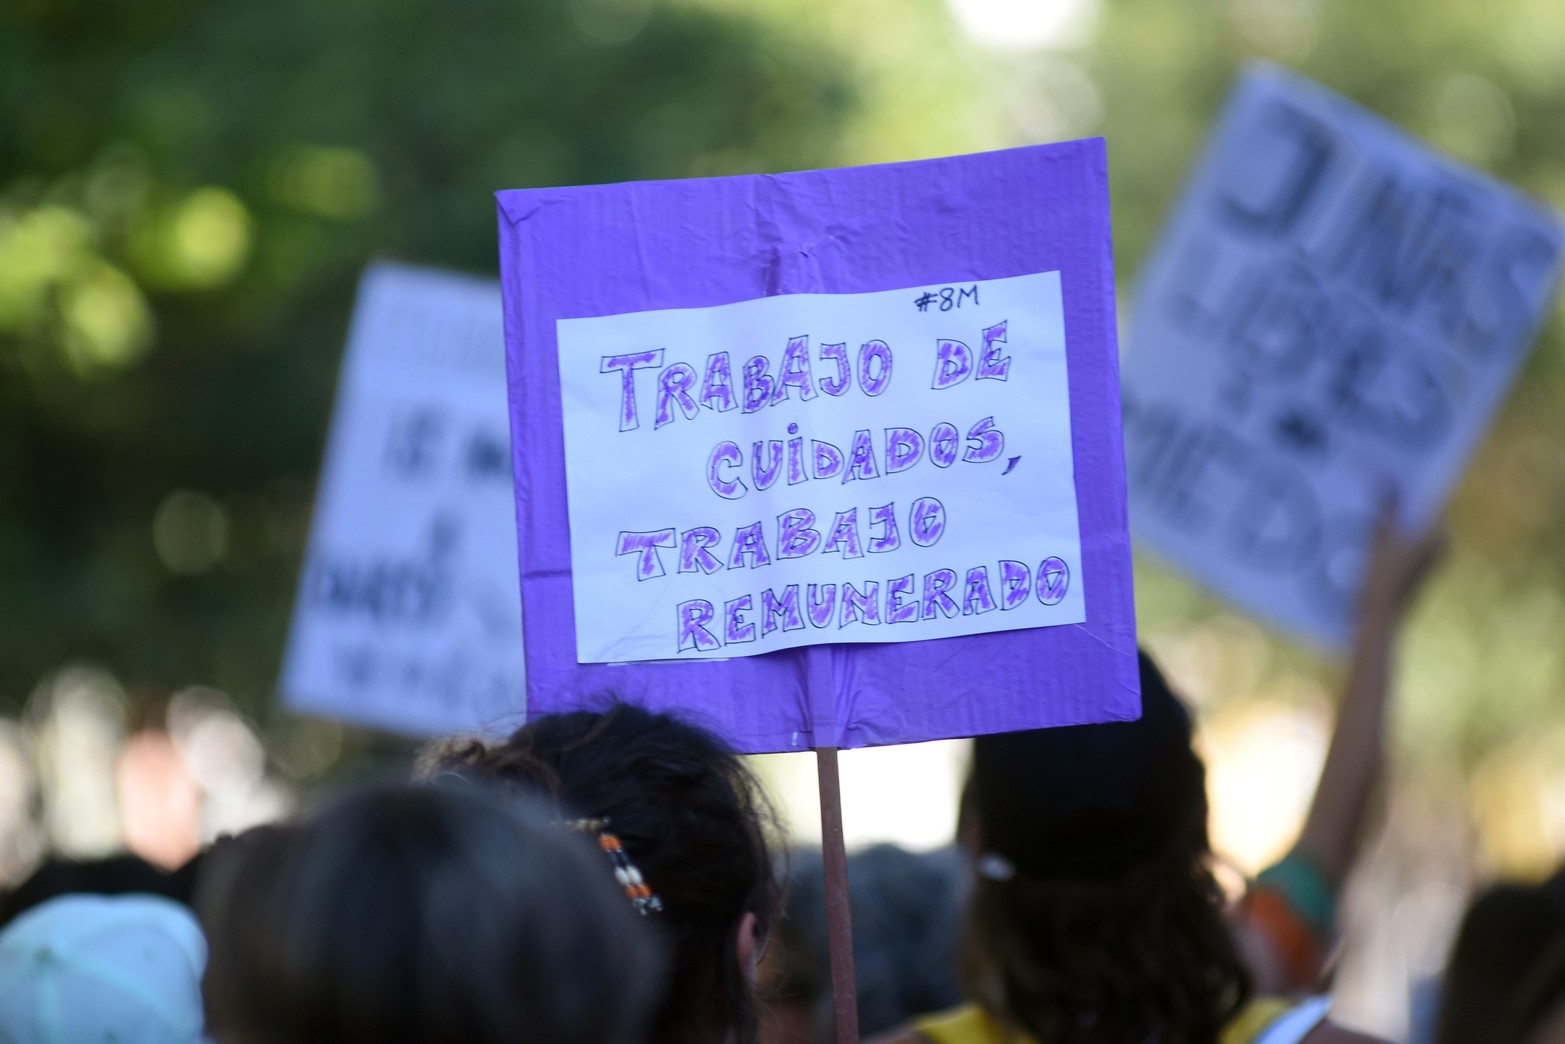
[4,0,1565,836]
[0,0,855,711]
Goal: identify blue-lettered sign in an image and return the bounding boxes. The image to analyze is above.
[281,263,524,736]
[1123,65,1564,648]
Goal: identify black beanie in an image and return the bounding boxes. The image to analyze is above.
[971,650,1205,881]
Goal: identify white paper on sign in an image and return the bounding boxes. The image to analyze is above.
[556,271,1085,663]
[280,263,525,737]
[1123,64,1565,650]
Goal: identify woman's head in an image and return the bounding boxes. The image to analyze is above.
[427,701,778,1044]
[197,783,663,1044]
[959,651,1248,1044]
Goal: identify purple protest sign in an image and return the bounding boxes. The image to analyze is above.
[497,141,1138,753]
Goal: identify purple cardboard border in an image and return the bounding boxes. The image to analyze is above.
[497,141,1138,753]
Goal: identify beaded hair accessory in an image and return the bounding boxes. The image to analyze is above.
[563,817,664,915]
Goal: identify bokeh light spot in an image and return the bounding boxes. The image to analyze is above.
[61,261,154,373]
[153,490,230,575]
[1433,72,1515,166]
[169,187,253,287]
[0,205,95,331]
[266,144,380,221]
[1230,0,1320,61]
[945,0,1098,51]
[27,667,127,859]
[570,0,653,45]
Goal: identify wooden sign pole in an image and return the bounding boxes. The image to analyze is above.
[814,746,860,1043]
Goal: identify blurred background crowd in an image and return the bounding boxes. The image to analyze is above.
[4,0,1565,1038]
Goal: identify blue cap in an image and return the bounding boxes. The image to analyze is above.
[0,893,207,1044]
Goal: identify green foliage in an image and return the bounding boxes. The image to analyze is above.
[4,0,1565,803]
[0,0,854,712]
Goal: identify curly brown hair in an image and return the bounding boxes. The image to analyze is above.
[423,701,779,1044]
[960,770,1250,1044]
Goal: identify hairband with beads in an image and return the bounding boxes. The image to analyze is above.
[563,817,664,916]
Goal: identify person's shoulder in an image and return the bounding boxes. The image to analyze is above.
[1300,1024,1389,1044]
[1229,997,1387,1044]
[863,1030,932,1044]
[866,1003,1025,1044]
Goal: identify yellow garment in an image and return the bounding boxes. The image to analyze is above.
[911,997,1296,1044]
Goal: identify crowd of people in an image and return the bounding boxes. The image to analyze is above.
[0,512,1560,1043]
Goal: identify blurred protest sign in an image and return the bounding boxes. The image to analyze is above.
[280,263,524,737]
[498,141,1138,754]
[1123,64,1564,650]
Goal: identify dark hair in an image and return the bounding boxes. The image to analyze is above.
[766,843,964,1038]
[961,767,1247,1044]
[197,784,662,1044]
[1436,883,1565,1044]
[427,701,778,1044]
[959,651,1249,1044]
[1497,935,1565,1043]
